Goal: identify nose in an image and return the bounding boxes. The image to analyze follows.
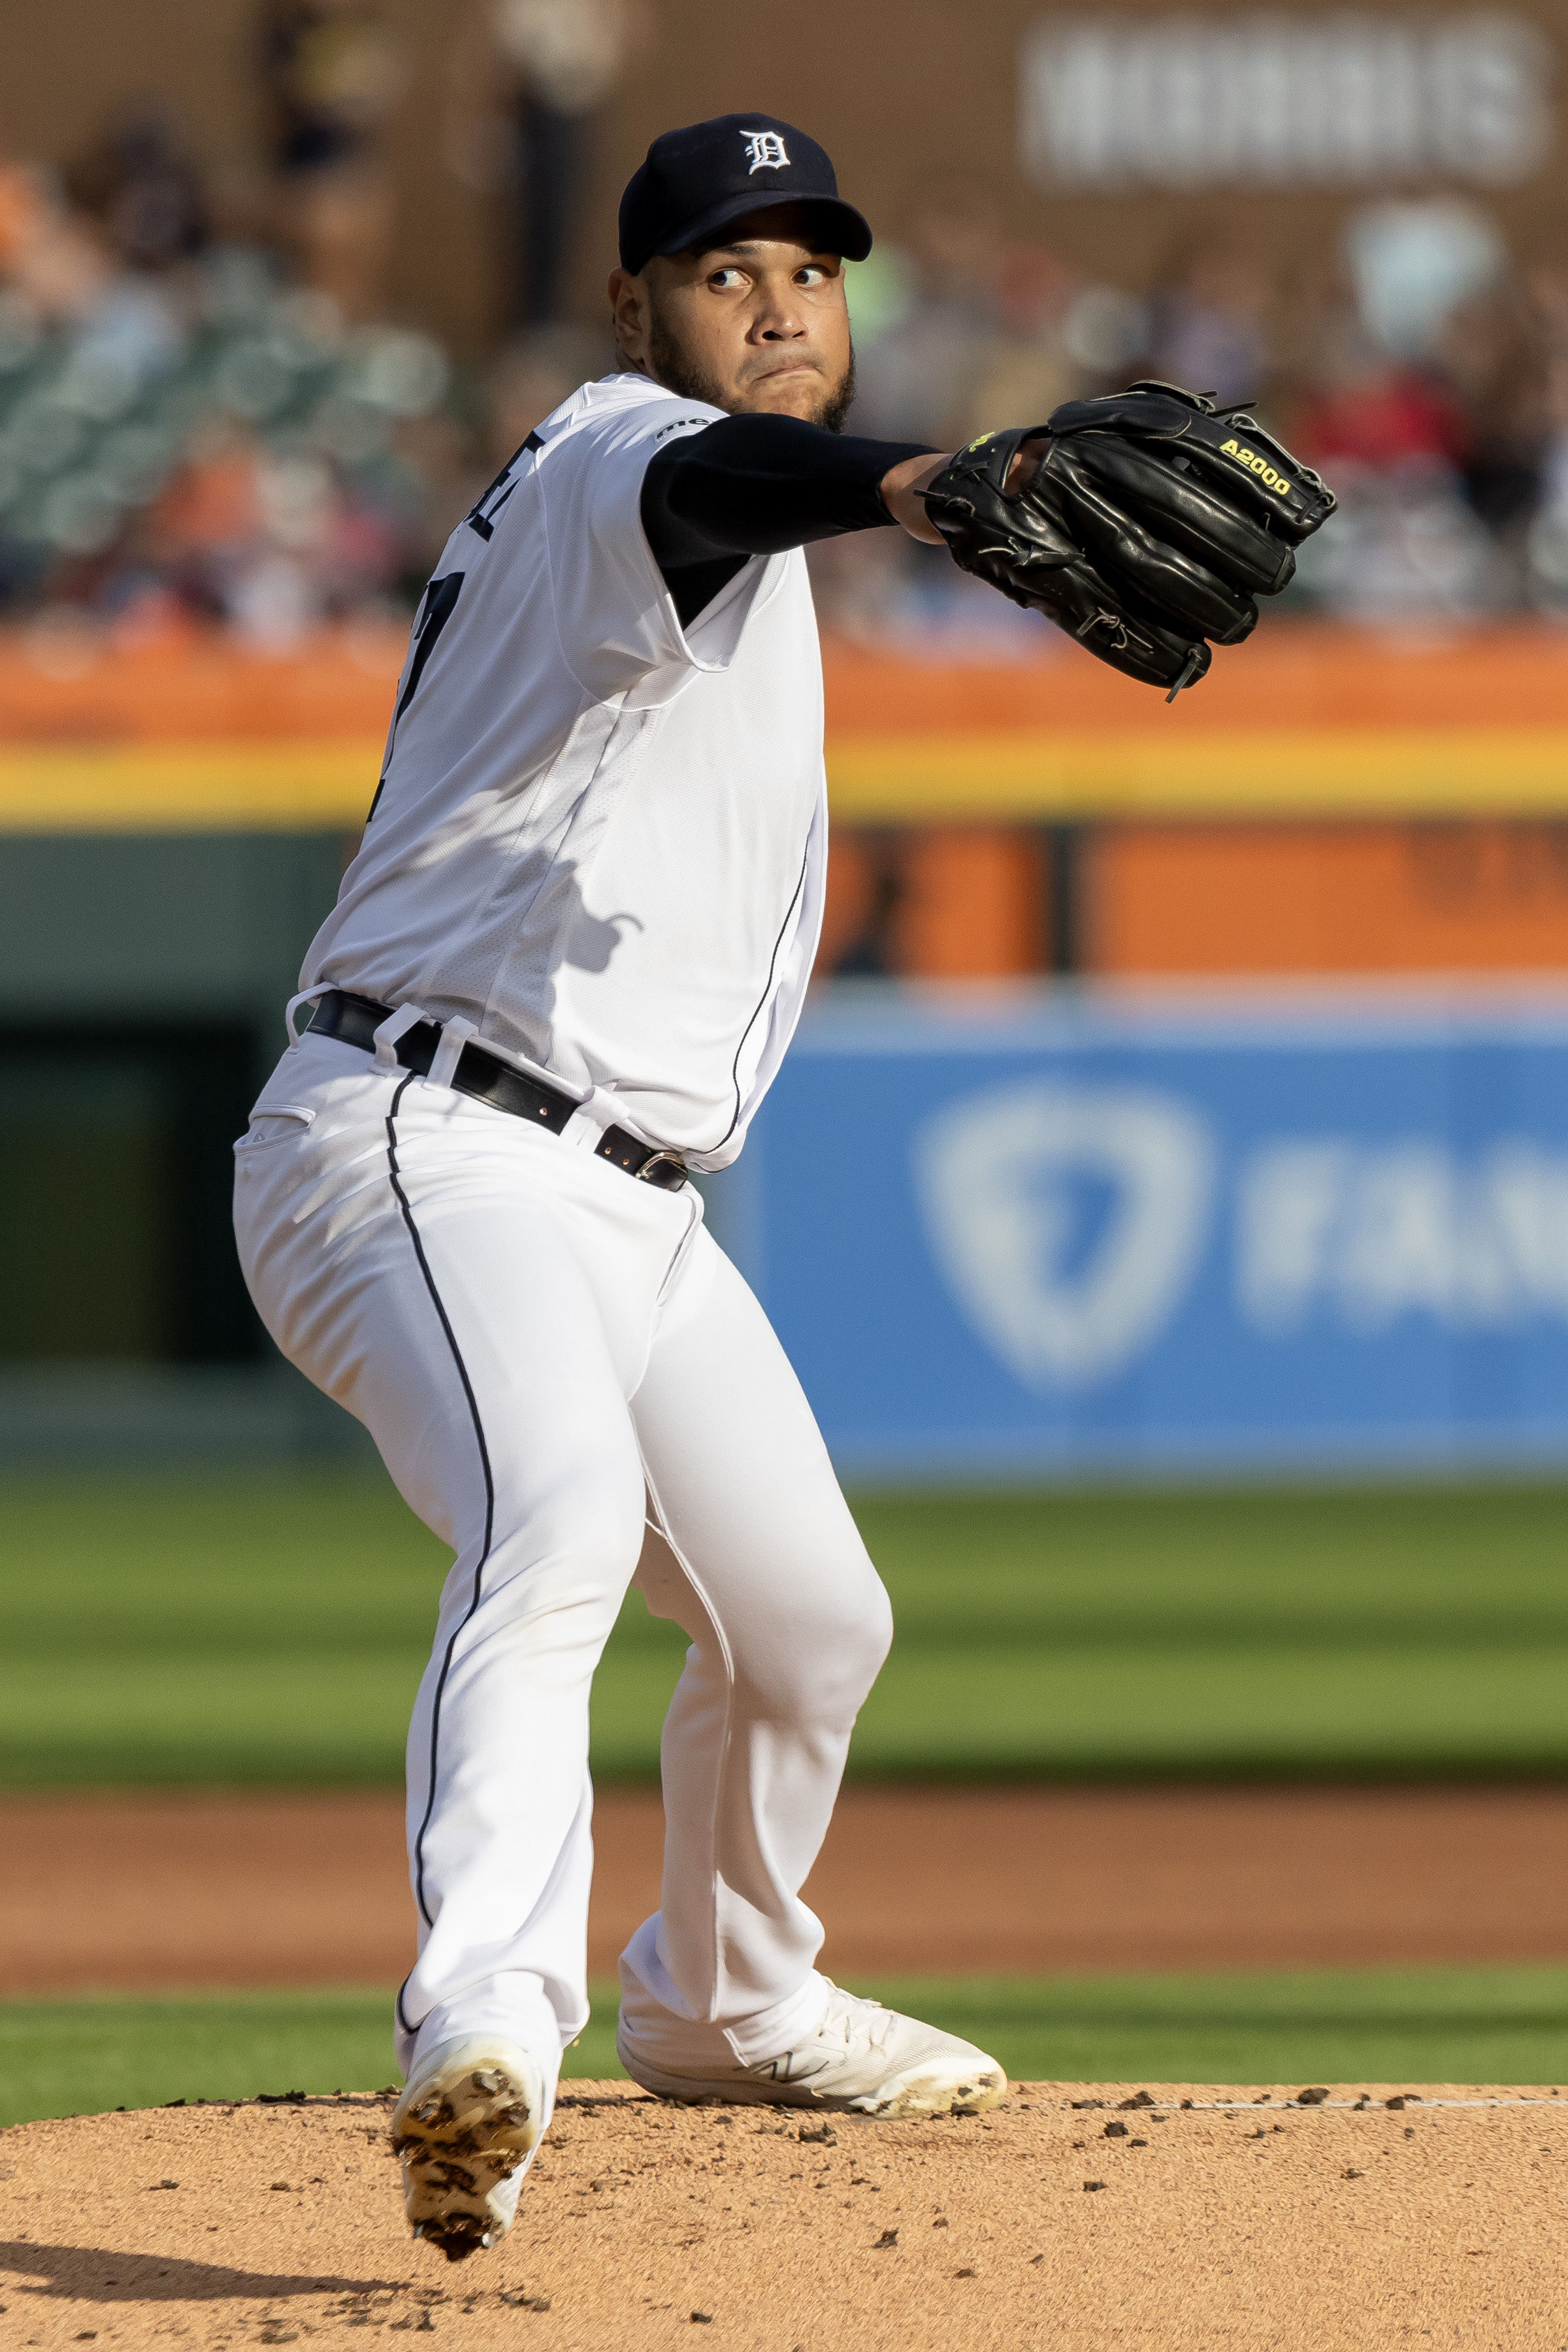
[750,285,807,343]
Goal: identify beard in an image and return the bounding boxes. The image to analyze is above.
[646,308,857,434]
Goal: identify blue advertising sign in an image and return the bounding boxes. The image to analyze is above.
[730,986,1568,1480]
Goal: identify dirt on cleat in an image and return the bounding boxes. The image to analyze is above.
[393,2038,547,2259]
[415,2219,488,2261]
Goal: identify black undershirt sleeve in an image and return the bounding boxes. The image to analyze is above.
[641,412,936,629]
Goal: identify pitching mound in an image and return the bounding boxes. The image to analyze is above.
[3,2082,1563,2349]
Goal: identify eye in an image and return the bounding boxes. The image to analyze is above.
[796,265,830,287]
[708,267,747,291]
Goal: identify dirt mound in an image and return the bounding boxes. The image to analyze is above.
[3,2082,1564,2349]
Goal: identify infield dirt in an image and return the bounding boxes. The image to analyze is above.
[9,1784,1568,1991]
[3,2081,1565,2350]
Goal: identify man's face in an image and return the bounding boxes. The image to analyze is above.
[610,205,855,429]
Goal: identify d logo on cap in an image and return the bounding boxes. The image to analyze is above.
[741,131,791,174]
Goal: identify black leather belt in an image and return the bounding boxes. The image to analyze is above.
[306,990,689,1190]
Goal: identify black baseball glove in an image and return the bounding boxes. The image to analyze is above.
[921,382,1336,696]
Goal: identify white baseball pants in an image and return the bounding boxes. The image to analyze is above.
[233,1030,891,2095]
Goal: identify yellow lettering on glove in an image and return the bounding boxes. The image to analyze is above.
[1222,437,1292,496]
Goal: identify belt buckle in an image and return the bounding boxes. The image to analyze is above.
[634,1149,688,1186]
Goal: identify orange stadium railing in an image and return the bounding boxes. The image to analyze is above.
[2,620,1568,832]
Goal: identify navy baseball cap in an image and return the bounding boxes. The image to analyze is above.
[619,114,872,275]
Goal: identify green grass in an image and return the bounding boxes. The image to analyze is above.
[6,1968,1568,2128]
[0,1991,412,2129]
[5,1471,1568,1785]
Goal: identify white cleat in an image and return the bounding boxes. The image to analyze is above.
[391,2036,546,2261]
[617,1981,1007,2119]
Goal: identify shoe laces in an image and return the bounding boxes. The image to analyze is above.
[815,1979,893,2056]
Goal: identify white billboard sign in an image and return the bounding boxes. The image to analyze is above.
[1020,12,1554,189]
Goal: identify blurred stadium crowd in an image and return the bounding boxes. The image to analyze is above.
[830,182,1568,647]
[1,7,1565,651]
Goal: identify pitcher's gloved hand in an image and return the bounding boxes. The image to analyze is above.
[921,382,1337,698]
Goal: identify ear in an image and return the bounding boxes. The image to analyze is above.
[608,267,651,370]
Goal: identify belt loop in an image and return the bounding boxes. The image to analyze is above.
[284,983,334,1049]
[372,1002,428,1070]
[559,1092,617,1151]
[427,1015,478,1092]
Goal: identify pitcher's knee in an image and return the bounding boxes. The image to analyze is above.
[740,1553,893,1723]
[853,1565,896,1681]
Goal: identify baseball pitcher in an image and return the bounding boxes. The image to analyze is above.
[233,112,1331,2260]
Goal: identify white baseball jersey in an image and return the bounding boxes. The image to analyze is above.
[302,372,827,1168]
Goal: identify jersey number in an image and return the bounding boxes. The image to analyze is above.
[366,572,464,823]
[465,429,542,541]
